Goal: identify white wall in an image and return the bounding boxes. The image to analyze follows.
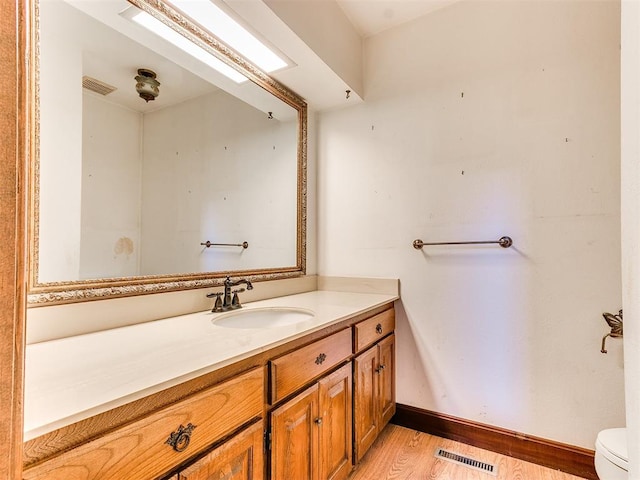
[47,84,298,280]
[621,0,640,477]
[140,89,298,275]
[39,0,145,282]
[36,1,303,284]
[80,93,142,280]
[317,0,622,448]
[38,1,84,282]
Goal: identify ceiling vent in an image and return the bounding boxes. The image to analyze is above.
[82,76,117,96]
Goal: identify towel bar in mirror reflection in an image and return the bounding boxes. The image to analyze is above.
[201,241,249,249]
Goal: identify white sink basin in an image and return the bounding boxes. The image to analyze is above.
[212,307,315,329]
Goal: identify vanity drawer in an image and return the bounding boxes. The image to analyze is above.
[23,368,264,480]
[270,328,352,404]
[354,308,395,353]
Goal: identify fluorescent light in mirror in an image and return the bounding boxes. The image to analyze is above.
[171,0,288,73]
[128,9,248,83]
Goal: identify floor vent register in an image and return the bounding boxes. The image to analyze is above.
[434,448,498,476]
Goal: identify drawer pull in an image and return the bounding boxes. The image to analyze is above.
[166,423,197,452]
[376,323,383,334]
[315,417,323,425]
[315,353,327,365]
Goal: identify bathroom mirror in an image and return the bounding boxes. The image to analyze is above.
[28,0,307,305]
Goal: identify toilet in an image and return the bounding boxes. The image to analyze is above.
[595,428,628,479]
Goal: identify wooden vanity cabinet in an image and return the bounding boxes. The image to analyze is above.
[269,307,396,476]
[22,368,264,480]
[174,421,264,480]
[269,328,352,404]
[268,328,354,480]
[23,303,396,480]
[270,383,319,480]
[270,363,352,480]
[353,310,396,463]
[318,365,353,480]
[377,334,396,428]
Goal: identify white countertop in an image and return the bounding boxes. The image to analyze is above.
[24,290,397,441]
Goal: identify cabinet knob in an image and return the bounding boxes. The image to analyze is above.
[315,353,327,365]
[376,323,383,334]
[315,417,323,425]
[376,364,386,374]
[165,423,197,452]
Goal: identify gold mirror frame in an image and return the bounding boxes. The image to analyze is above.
[27,0,307,306]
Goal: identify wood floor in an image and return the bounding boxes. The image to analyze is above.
[348,425,589,480]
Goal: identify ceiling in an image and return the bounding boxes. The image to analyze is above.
[56,0,463,114]
[336,0,460,37]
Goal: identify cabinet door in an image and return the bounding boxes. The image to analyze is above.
[177,421,264,480]
[353,346,379,462]
[318,363,352,480]
[378,334,396,428]
[270,384,320,480]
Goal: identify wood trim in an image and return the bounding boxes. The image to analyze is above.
[392,404,597,480]
[0,0,28,478]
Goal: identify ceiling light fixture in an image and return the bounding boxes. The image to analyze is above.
[125,8,247,83]
[135,68,160,102]
[170,0,288,73]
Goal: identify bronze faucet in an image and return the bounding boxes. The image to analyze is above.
[207,276,253,312]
